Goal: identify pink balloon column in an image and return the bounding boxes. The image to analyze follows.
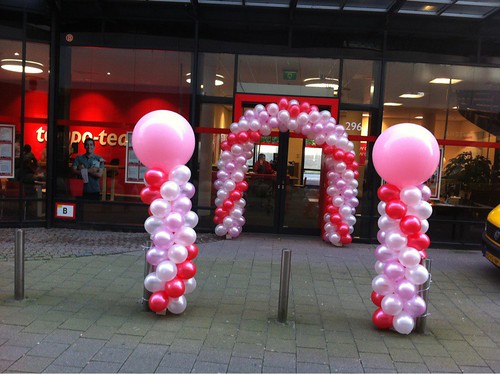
[371,123,440,334]
[132,110,198,315]
[213,98,359,246]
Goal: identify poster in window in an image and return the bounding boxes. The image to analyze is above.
[125,131,147,184]
[427,147,444,200]
[0,124,15,178]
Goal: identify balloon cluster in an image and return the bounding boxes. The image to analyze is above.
[141,166,199,314]
[371,123,440,334]
[132,110,197,315]
[213,98,358,246]
[371,183,432,334]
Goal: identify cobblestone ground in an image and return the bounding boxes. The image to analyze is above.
[0,228,222,260]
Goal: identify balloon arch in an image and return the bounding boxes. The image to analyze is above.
[212,98,360,246]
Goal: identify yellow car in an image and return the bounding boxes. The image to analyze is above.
[482,204,500,268]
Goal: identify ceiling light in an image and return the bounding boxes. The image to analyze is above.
[362,113,370,117]
[303,77,339,90]
[415,115,423,119]
[107,72,111,75]
[452,106,458,109]
[399,92,425,99]
[429,78,462,84]
[384,102,403,106]
[186,73,224,86]
[422,5,435,11]
[1,59,43,74]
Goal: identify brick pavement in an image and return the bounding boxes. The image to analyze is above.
[0,230,499,373]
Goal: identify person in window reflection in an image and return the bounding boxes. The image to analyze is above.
[254,154,274,174]
[72,138,104,200]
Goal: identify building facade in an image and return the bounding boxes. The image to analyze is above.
[0,0,499,247]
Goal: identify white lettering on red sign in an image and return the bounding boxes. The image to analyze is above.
[36,127,127,147]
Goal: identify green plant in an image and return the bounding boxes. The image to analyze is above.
[444,151,492,198]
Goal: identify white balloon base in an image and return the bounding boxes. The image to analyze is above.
[156,309,167,316]
[225,234,233,240]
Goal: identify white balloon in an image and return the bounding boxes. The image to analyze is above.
[377,201,386,216]
[215,224,227,236]
[398,247,421,268]
[400,186,422,206]
[381,294,403,316]
[144,216,163,234]
[371,274,394,296]
[160,181,181,201]
[169,165,191,186]
[405,265,429,285]
[266,103,279,116]
[168,244,188,264]
[174,227,197,246]
[168,296,187,314]
[184,211,199,228]
[156,260,177,282]
[144,272,164,293]
[184,277,197,294]
[420,219,429,233]
[393,312,415,335]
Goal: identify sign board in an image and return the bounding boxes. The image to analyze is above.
[55,202,76,219]
[283,70,297,81]
[0,124,15,178]
[125,131,148,184]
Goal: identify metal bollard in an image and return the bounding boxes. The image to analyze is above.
[14,229,25,300]
[142,242,152,311]
[278,248,292,323]
[415,258,432,334]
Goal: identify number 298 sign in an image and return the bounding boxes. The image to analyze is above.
[55,202,76,219]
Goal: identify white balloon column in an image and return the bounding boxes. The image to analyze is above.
[213,98,359,246]
[132,110,199,315]
[370,123,440,334]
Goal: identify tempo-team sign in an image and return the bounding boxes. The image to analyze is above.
[36,127,127,147]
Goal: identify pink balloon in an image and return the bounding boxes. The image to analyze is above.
[132,110,195,173]
[373,123,440,188]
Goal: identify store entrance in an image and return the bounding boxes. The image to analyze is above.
[235,94,339,235]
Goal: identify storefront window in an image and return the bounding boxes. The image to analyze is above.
[341,59,379,105]
[56,46,191,226]
[384,62,499,245]
[0,39,49,222]
[198,53,235,98]
[237,55,340,97]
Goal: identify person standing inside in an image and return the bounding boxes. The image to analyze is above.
[72,138,104,200]
[253,153,274,174]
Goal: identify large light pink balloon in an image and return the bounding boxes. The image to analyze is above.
[132,110,195,173]
[373,123,439,188]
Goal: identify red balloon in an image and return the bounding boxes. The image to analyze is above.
[165,278,186,298]
[300,102,311,113]
[377,184,400,202]
[330,213,342,226]
[140,187,161,205]
[289,105,300,118]
[372,308,393,329]
[177,261,197,279]
[222,199,234,211]
[186,244,199,260]
[353,171,359,179]
[327,205,339,215]
[407,233,430,251]
[144,169,167,190]
[371,291,384,307]
[213,216,221,224]
[340,234,352,245]
[310,105,319,112]
[385,200,407,220]
[236,181,249,192]
[325,195,333,205]
[344,152,356,165]
[323,145,335,155]
[420,250,428,260]
[249,131,261,143]
[348,161,359,171]
[227,133,237,145]
[338,224,349,236]
[215,207,228,217]
[333,149,345,161]
[400,215,422,235]
[229,190,242,201]
[278,98,289,110]
[148,291,169,313]
[221,141,230,151]
[237,132,249,143]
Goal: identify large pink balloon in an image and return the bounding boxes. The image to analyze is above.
[132,110,195,173]
[373,123,439,188]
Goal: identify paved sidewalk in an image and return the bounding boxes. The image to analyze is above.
[0,231,499,373]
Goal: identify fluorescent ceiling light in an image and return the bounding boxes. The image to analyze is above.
[429,78,462,84]
[303,77,339,90]
[362,113,370,117]
[384,102,403,106]
[399,92,425,99]
[1,59,43,74]
[186,73,224,86]
[415,115,424,119]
